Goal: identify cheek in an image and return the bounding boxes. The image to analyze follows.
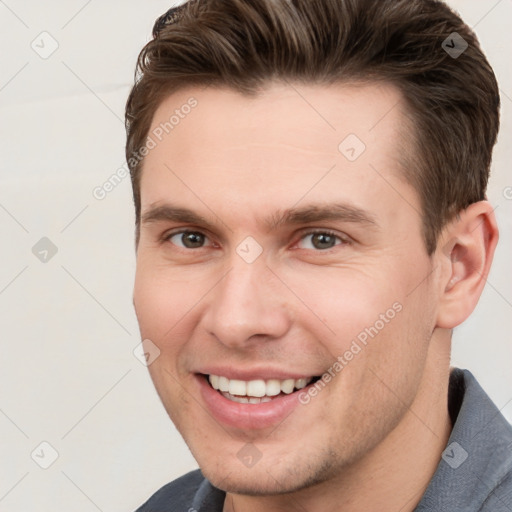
[282,259,434,377]
[133,263,206,341]
[281,266,401,344]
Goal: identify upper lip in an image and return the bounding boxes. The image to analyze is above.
[196,367,319,381]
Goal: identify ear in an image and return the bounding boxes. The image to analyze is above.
[435,201,499,329]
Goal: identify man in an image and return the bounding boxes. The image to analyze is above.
[125,0,512,510]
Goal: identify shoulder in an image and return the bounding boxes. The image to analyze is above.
[479,469,512,511]
[455,369,512,511]
[417,368,512,511]
[134,469,205,511]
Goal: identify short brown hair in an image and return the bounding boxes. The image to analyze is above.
[125,0,500,253]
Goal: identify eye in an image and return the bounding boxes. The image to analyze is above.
[297,231,345,250]
[166,230,211,249]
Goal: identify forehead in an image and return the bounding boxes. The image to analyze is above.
[148,80,408,161]
[139,81,419,232]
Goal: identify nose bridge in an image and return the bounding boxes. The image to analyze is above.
[204,254,289,346]
[224,256,260,299]
[216,255,268,320]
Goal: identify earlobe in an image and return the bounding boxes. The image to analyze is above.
[436,201,499,329]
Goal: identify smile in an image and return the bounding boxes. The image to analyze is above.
[207,374,316,404]
[197,370,323,429]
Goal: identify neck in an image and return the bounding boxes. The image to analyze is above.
[224,335,452,512]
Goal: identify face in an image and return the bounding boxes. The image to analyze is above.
[133,82,441,495]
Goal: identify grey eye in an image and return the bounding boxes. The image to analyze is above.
[170,231,207,248]
[298,232,341,250]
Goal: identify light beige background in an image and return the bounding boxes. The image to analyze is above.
[0,1,511,510]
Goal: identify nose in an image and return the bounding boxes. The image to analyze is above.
[201,257,291,349]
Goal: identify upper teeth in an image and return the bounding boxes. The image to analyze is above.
[208,375,313,397]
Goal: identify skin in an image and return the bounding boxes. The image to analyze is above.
[133,82,498,511]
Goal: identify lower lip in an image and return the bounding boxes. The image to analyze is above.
[197,375,311,430]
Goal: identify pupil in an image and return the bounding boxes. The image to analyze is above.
[183,232,204,248]
[313,233,335,249]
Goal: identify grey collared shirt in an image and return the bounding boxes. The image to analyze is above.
[135,368,512,511]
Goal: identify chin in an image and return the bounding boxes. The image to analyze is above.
[206,470,303,496]
[200,452,338,497]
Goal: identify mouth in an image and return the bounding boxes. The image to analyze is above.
[203,373,322,404]
[197,371,324,429]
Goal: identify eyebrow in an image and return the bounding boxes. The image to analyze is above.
[141,205,219,231]
[266,203,378,230]
[140,203,379,231]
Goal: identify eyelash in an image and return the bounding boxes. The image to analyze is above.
[161,228,350,252]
